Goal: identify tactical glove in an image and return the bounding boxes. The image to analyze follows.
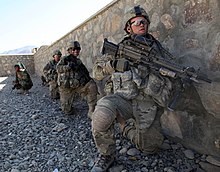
[68,62,75,69]
[111,59,130,72]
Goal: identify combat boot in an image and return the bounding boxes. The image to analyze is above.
[91,154,114,172]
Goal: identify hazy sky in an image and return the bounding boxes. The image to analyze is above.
[0,0,113,53]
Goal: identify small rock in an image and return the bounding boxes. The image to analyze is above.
[119,147,127,154]
[206,155,220,167]
[183,149,195,159]
[52,123,68,132]
[127,148,140,156]
[11,169,20,172]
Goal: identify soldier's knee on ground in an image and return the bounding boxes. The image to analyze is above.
[137,127,164,154]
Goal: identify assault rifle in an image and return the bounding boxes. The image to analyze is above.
[12,84,17,91]
[101,35,212,110]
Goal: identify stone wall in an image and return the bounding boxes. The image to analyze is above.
[33,0,220,158]
[34,0,220,117]
[0,54,34,76]
[2,0,220,158]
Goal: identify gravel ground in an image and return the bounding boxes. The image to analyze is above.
[0,75,218,172]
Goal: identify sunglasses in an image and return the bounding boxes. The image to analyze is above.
[69,47,81,51]
[130,19,148,26]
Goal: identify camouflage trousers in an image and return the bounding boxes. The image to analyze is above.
[59,79,98,117]
[49,80,60,99]
[92,94,164,156]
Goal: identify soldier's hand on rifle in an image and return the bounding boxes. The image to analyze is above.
[111,59,130,72]
[68,62,76,69]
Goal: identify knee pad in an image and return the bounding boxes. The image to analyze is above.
[92,106,115,132]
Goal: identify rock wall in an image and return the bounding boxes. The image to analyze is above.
[0,54,34,76]
[2,0,220,158]
[34,1,220,111]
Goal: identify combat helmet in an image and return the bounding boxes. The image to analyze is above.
[52,50,62,57]
[124,5,150,33]
[14,62,26,71]
[67,41,81,51]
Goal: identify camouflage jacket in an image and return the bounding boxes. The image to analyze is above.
[43,60,59,82]
[56,54,91,89]
[93,33,173,106]
[15,70,33,90]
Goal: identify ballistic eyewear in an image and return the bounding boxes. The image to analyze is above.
[130,19,148,26]
[69,47,81,51]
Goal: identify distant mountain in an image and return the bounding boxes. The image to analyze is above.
[0,46,37,54]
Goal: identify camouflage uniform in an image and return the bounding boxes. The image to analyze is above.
[56,41,98,117]
[43,50,62,99]
[91,5,217,172]
[14,62,33,94]
[92,34,172,152]
[91,5,173,172]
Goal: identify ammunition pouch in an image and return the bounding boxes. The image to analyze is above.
[58,73,69,87]
[46,70,58,82]
[143,73,172,107]
[69,79,80,89]
[58,71,90,89]
[112,70,138,99]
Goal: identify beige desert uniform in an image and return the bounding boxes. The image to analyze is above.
[56,54,98,117]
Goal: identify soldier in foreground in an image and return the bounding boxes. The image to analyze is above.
[13,62,33,94]
[56,41,98,118]
[43,50,62,99]
[91,6,171,171]
[90,5,212,171]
